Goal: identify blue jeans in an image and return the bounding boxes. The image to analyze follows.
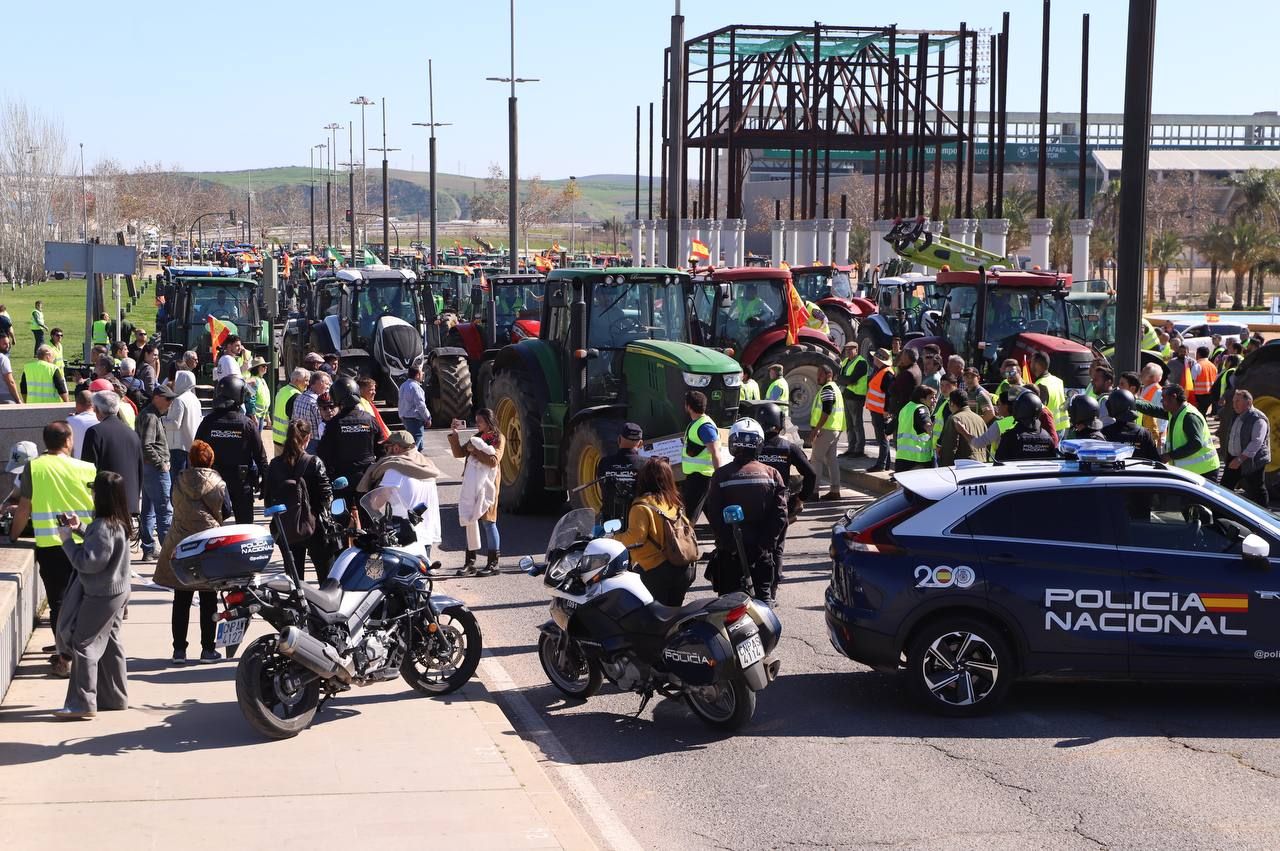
[478,519,500,551]
[169,449,188,476]
[402,417,426,450]
[140,466,172,554]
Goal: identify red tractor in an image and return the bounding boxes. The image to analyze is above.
[907,268,1095,390]
[788,264,876,350]
[446,272,546,408]
[688,267,840,429]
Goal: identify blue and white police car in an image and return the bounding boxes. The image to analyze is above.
[825,441,1279,716]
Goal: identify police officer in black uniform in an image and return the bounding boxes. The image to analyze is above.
[195,375,269,524]
[595,422,647,527]
[705,418,789,605]
[994,390,1059,462]
[755,402,817,519]
[317,377,381,510]
[1102,388,1162,462]
[1063,394,1106,441]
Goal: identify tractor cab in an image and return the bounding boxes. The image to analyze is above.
[447,273,547,407]
[420,266,471,318]
[855,275,941,359]
[935,269,1093,388]
[161,276,268,382]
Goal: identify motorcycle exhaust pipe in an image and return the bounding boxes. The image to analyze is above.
[277,627,355,684]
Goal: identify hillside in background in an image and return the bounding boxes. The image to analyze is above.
[186,167,643,224]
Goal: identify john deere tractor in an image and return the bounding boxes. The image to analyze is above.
[488,268,742,512]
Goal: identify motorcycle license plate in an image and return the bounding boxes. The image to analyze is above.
[736,634,765,668]
[215,617,248,648]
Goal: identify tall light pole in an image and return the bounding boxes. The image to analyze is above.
[569,175,577,253]
[371,99,401,261]
[665,0,684,267]
[352,96,373,226]
[324,123,341,247]
[348,119,357,262]
[311,143,325,249]
[412,58,451,269]
[488,0,538,273]
[79,142,87,243]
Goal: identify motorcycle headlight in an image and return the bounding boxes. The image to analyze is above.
[723,372,742,387]
[683,371,712,388]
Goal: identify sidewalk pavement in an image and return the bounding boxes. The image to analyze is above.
[0,562,596,851]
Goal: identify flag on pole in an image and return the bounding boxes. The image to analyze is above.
[282,252,292,279]
[784,282,810,346]
[1021,360,1032,386]
[552,241,563,253]
[207,315,231,362]
[690,239,710,262]
[779,260,790,271]
[1182,363,1196,405]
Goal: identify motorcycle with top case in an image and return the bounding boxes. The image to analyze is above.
[172,480,482,739]
[522,508,782,731]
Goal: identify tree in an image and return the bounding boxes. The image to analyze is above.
[1147,230,1183,303]
[1225,168,1280,227]
[0,97,68,285]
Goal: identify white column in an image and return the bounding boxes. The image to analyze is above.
[655,219,668,268]
[815,218,834,265]
[631,219,646,266]
[1029,217,1053,270]
[980,219,1010,264]
[833,219,852,266]
[680,218,694,267]
[770,219,786,267]
[708,219,723,267]
[786,221,800,266]
[721,219,740,268]
[646,219,658,268]
[946,218,970,249]
[869,219,891,271]
[1071,219,1094,281]
[794,220,815,266]
[735,219,747,266]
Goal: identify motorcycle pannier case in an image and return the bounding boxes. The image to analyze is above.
[172,524,276,589]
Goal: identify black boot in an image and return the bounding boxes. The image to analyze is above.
[458,550,478,577]
[477,550,500,577]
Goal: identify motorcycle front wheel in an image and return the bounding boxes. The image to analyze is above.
[685,678,756,732]
[537,631,602,699]
[401,606,483,695]
[235,634,322,739]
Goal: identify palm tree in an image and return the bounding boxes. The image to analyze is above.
[1223,220,1264,308]
[1002,186,1037,256]
[1195,223,1231,310]
[1225,169,1280,227]
[1147,230,1183,304]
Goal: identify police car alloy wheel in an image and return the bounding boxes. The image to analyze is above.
[906,617,1014,716]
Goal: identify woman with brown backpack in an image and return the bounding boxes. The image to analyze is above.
[265,420,335,581]
[614,457,699,606]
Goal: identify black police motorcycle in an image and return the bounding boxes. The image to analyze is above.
[174,482,481,739]
[522,508,781,731]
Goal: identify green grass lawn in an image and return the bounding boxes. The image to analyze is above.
[3,278,158,379]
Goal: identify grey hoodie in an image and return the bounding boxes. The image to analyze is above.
[163,370,203,452]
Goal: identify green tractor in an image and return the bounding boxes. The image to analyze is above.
[488,268,742,512]
[160,274,271,385]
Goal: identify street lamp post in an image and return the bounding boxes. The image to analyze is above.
[352,96,373,226]
[347,119,357,261]
[488,0,538,273]
[569,175,577,253]
[79,142,87,243]
[412,58,451,269]
[371,98,401,262]
[312,143,326,249]
[324,123,341,247]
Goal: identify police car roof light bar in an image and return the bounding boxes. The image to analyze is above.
[1059,439,1135,470]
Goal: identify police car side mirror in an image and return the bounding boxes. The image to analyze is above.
[1241,534,1270,562]
[603,519,622,535]
[331,498,347,517]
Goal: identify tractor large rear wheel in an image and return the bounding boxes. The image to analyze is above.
[753,346,837,432]
[474,360,496,411]
[491,369,545,512]
[431,355,473,425]
[564,419,624,514]
[826,309,858,350]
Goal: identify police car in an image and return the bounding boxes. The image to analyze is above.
[825,441,1279,716]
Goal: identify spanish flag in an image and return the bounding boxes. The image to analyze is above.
[1182,363,1196,405]
[282,252,292,279]
[552,242,563,253]
[690,239,710,262]
[207,315,231,362]
[1021,359,1033,386]
[533,254,552,273]
[784,282,810,346]
[779,260,790,271]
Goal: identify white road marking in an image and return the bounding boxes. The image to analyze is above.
[480,656,645,851]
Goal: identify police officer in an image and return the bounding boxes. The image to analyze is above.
[994,390,1059,461]
[195,376,268,524]
[756,402,817,519]
[1102,389,1161,462]
[595,422,647,526]
[317,376,382,508]
[1063,394,1106,441]
[705,418,788,605]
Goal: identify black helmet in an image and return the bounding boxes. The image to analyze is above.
[330,376,360,412]
[1106,388,1137,423]
[1012,389,1044,425]
[213,375,246,409]
[1068,393,1100,427]
[755,401,784,434]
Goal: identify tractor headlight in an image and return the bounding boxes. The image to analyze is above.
[683,372,712,387]
[723,372,742,388]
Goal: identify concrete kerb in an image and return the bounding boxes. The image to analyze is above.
[0,544,42,702]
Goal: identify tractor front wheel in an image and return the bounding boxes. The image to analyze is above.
[753,346,837,432]
[431,355,473,425]
[490,369,545,512]
[564,419,625,514]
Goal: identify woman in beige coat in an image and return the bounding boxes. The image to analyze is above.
[448,407,505,576]
[153,440,231,665]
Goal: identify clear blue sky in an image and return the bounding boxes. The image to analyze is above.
[6,0,1275,178]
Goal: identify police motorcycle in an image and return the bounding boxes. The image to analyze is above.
[521,509,782,731]
[173,480,482,739]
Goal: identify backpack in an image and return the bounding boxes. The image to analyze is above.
[643,502,699,567]
[279,455,317,544]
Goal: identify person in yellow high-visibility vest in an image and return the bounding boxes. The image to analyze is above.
[6,421,97,678]
[21,346,68,403]
[1160,384,1221,482]
[91,312,111,347]
[738,367,761,403]
[48,327,65,372]
[809,363,846,500]
[680,390,722,523]
[30,300,48,354]
[1028,350,1068,433]
[273,367,310,447]
[838,341,869,458]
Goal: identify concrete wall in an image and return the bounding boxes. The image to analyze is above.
[0,545,42,701]
[0,403,75,495]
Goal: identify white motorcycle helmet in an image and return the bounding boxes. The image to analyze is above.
[578,537,628,584]
[728,416,765,458]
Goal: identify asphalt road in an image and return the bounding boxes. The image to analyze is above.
[420,430,1280,851]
